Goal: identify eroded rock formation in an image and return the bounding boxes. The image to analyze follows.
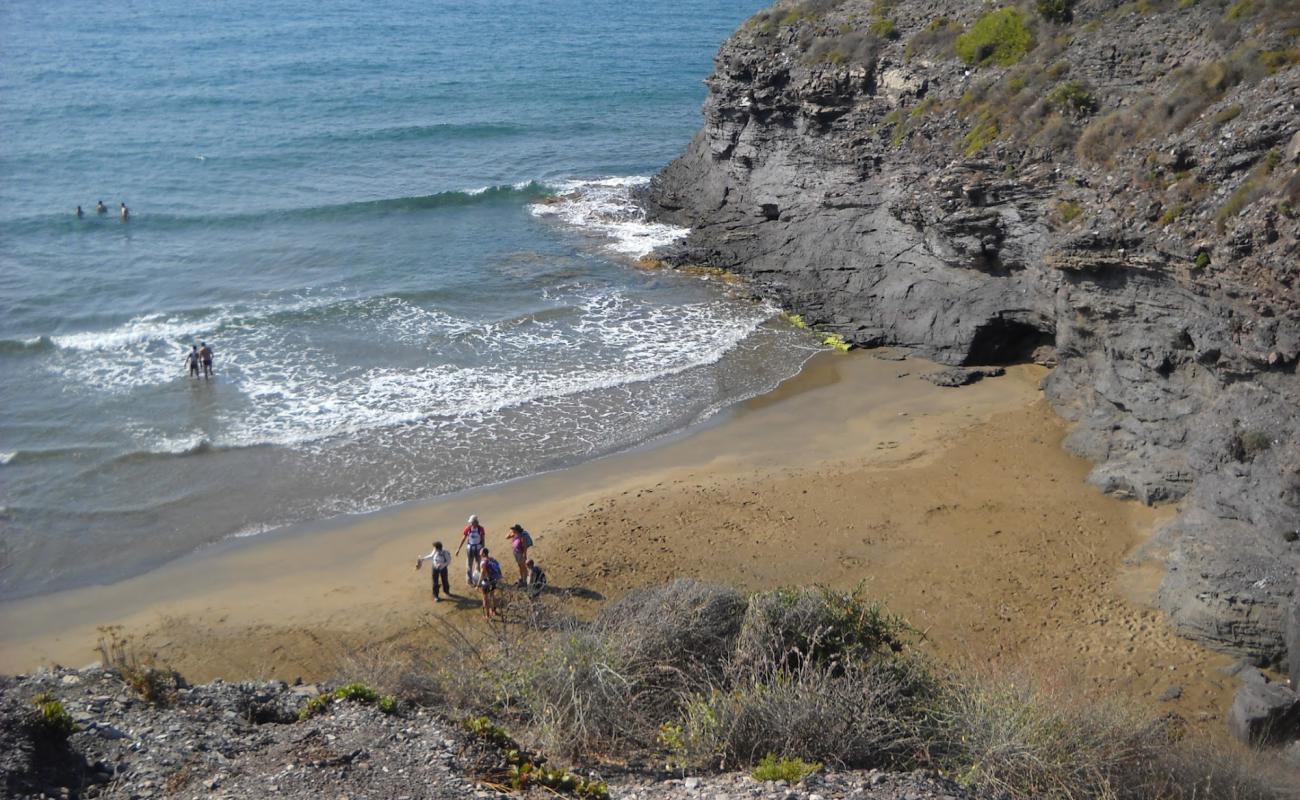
[646,0,1300,665]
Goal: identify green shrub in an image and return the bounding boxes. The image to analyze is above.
[32,693,77,738]
[1055,200,1083,223]
[956,9,1034,66]
[1210,103,1243,126]
[298,694,331,720]
[334,682,380,703]
[1224,0,1255,20]
[870,17,898,39]
[964,110,1000,155]
[752,753,822,782]
[1037,0,1075,23]
[1158,204,1185,225]
[1045,81,1097,117]
[1195,251,1211,268]
[378,695,397,714]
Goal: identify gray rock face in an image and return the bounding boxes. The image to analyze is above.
[1227,680,1300,746]
[644,0,1300,665]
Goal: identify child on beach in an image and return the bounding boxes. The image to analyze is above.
[478,547,502,618]
[455,514,486,587]
[415,540,451,602]
[525,558,546,599]
[507,523,532,586]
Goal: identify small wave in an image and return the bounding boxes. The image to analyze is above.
[4,182,555,234]
[301,121,526,146]
[0,452,14,465]
[0,335,54,355]
[530,176,688,257]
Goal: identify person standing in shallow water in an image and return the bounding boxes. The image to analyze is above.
[198,341,214,378]
[75,205,84,218]
[415,540,452,602]
[184,345,200,378]
[455,514,486,586]
[119,202,129,221]
[95,200,107,215]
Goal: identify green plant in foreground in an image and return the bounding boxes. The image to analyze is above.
[377,695,397,714]
[752,753,822,782]
[33,693,77,738]
[298,693,332,720]
[955,8,1033,66]
[333,682,380,703]
[784,312,808,330]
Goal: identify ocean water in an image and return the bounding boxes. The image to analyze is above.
[0,0,815,600]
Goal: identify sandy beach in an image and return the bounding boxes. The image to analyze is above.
[0,351,1239,729]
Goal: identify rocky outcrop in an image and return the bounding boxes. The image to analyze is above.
[1,666,972,800]
[646,0,1300,664]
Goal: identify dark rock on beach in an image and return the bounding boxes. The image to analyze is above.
[644,0,1300,666]
[1227,679,1300,746]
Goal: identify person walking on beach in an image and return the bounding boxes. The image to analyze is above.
[478,547,502,618]
[415,540,452,602]
[95,200,107,215]
[198,341,214,378]
[525,558,547,599]
[184,344,201,378]
[507,523,532,586]
[119,202,129,221]
[456,514,486,586]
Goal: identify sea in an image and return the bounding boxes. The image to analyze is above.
[0,0,816,600]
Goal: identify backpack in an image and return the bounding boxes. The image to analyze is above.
[520,529,533,548]
[485,557,503,582]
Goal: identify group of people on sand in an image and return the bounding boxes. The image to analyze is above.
[184,342,215,379]
[75,200,129,220]
[415,514,547,618]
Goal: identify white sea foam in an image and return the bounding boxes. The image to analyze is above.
[0,452,15,465]
[529,175,689,257]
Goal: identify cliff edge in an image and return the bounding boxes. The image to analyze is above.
[646,0,1300,665]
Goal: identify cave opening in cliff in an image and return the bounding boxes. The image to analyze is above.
[965,319,1054,366]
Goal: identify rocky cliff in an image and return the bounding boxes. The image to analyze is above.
[645,0,1300,665]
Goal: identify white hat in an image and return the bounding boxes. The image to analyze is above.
[468,514,479,524]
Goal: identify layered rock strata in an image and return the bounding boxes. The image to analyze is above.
[646,0,1300,664]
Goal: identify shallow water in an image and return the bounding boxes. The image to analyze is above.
[0,0,815,599]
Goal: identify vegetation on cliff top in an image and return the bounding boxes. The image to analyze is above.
[332,581,1295,799]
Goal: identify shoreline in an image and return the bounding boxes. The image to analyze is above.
[0,350,1238,729]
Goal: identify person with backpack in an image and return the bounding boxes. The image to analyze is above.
[415,540,452,602]
[525,558,547,599]
[507,523,532,586]
[477,547,502,618]
[455,514,487,586]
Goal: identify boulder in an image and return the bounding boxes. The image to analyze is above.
[1226,681,1300,746]
[1288,583,1300,689]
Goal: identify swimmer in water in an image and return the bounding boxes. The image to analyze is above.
[184,345,200,378]
[95,200,107,215]
[119,202,129,221]
[76,205,84,218]
[198,341,214,379]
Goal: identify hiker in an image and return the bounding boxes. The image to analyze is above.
[184,344,201,378]
[198,341,214,378]
[525,558,547,599]
[415,540,452,602]
[455,514,486,586]
[478,547,502,618]
[506,523,532,586]
[95,200,107,214]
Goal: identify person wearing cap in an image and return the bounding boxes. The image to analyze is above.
[455,514,487,586]
[415,540,452,602]
[506,523,531,586]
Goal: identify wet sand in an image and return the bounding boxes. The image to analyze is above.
[0,352,1237,728]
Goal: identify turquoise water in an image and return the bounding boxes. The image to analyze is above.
[0,0,815,599]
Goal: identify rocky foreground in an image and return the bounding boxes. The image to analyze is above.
[645,0,1299,669]
[3,667,970,800]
